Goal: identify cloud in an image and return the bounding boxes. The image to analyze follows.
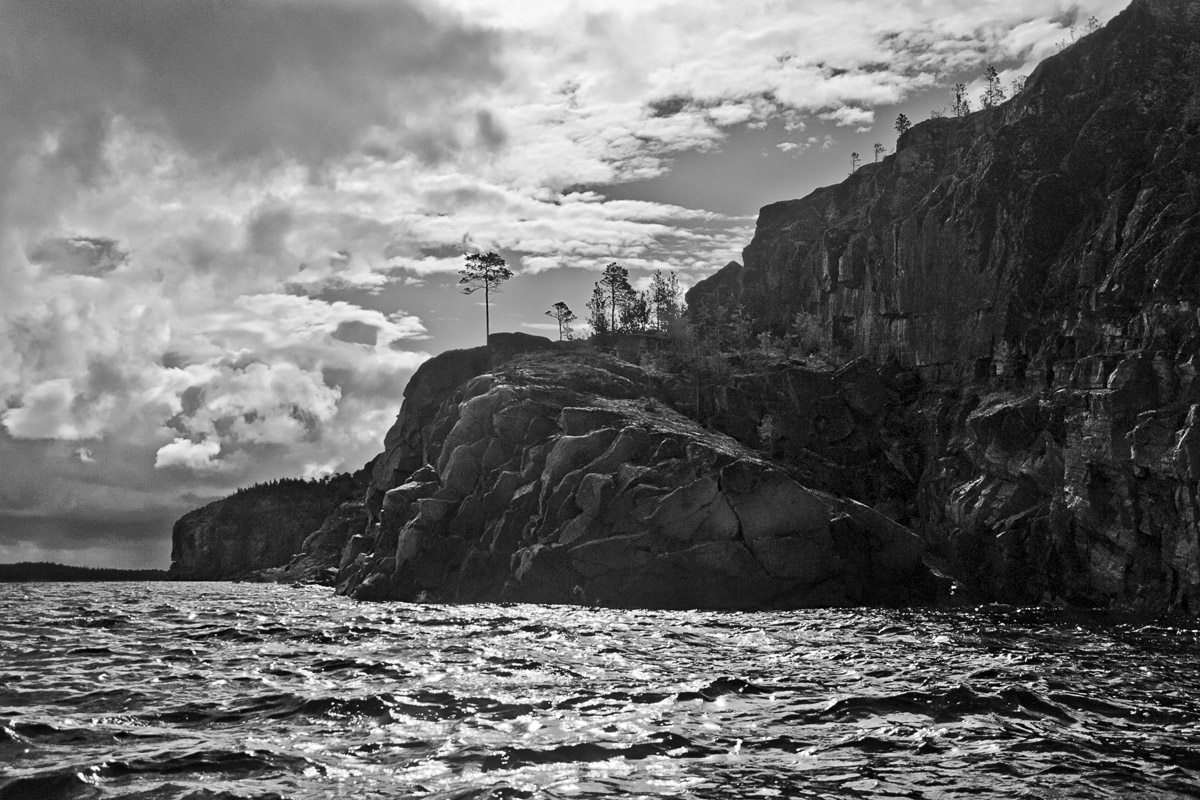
[28,236,127,276]
[819,107,876,130]
[155,438,222,472]
[0,0,503,171]
[3,379,96,441]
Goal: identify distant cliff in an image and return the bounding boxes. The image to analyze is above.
[169,471,367,581]
[687,0,1200,613]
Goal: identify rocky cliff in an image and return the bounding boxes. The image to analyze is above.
[170,0,1200,614]
[169,470,368,581]
[337,340,932,609]
[686,0,1200,613]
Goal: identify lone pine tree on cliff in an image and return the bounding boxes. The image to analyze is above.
[459,251,513,342]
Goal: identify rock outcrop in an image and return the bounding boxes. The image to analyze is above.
[337,345,933,609]
[169,470,367,581]
[686,0,1200,613]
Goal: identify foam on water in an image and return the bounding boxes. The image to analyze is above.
[1,582,1199,799]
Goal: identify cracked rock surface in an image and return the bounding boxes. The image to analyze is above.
[337,346,933,609]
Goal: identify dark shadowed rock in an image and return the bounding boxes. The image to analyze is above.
[337,349,934,609]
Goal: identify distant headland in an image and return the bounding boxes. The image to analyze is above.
[0,562,169,582]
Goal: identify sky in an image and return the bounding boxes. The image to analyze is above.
[0,0,1131,569]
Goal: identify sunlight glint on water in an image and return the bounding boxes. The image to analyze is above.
[1,582,1199,799]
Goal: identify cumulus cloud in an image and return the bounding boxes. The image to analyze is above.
[819,107,877,130]
[155,438,222,472]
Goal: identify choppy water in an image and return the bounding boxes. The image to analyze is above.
[2,584,1199,799]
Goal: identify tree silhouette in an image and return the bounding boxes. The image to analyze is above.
[597,262,634,332]
[586,283,610,335]
[545,301,576,340]
[620,291,651,331]
[982,66,1006,108]
[459,251,513,342]
[894,113,911,136]
[649,270,683,331]
[951,83,972,117]
[873,143,886,162]
[850,152,860,173]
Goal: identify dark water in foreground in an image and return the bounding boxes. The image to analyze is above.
[2,584,1199,799]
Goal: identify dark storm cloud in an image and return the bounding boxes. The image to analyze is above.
[0,434,190,567]
[0,0,504,170]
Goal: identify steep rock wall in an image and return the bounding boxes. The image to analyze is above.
[687,0,1200,613]
[698,0,1200,373]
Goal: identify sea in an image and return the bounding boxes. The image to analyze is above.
[1,582,1199,800]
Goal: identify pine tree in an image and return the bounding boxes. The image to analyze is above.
[649,270,683,331]
[894,113,912,136]
[873,143,886,162]
[951,83,972,117]
[458,251,513,342]
[982,66,1006,108]
[545,301,576,341]
[586,283,610,335]
[597,262,634,332]
[620,291,651,332]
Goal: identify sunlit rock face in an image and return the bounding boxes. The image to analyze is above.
[337,345,933,609]
[687,0,1200,613]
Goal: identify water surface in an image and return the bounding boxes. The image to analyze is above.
[2,582,1198,798]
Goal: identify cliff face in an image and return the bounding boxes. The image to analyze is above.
[701,0,1200,371]
[687,0,1200,613]
[337,342,933,609]
[168,471,367,581]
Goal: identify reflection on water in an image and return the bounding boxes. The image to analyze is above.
[1,582,1199,799]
